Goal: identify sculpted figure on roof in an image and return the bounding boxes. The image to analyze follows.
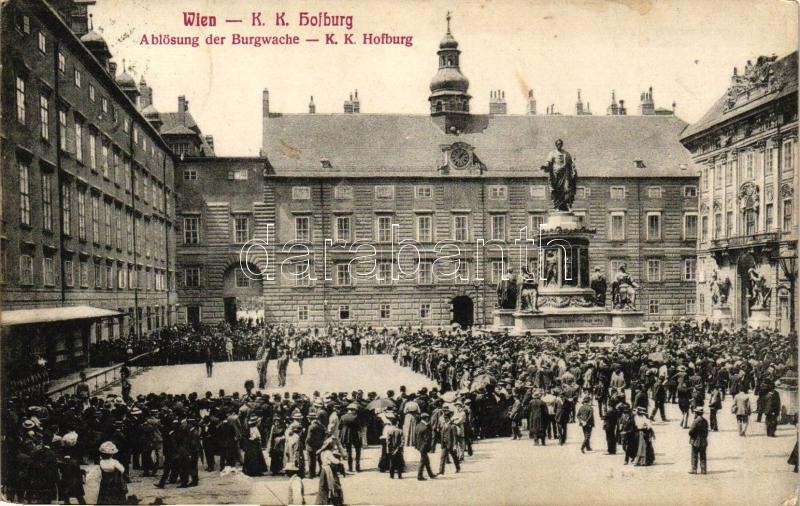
[540,139,578,211]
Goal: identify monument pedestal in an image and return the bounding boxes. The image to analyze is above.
[747,307,772,330]
[511,309,647,337]
[492,309,517,329]
[711,305,733,328]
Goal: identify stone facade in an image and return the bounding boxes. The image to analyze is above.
[1,0,178,372]
[680,52,798,334]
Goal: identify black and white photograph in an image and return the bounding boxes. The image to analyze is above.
[0,0,798,504]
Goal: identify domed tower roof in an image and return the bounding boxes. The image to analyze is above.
[80,15,112,67]
[115,61,136,89]
[428,12,471,117]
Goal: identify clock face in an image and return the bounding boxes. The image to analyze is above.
[450,148,471,169]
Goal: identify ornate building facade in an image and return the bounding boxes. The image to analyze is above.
[173,19,699,330]
[680,52,798,334]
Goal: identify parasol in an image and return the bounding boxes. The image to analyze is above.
[366,397,396,411]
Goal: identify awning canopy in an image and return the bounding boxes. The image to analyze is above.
[1,306,123,327]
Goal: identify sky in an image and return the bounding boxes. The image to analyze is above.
[91,0,798,156]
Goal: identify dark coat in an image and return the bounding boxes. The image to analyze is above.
[688,415,709,447]
[305,420,326,452]
[440,420,459,450]
[414,421,433,453]
[338,412,362,446]
[528,397,547,435]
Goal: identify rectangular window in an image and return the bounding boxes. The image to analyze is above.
[609,212,625,241]
[94,263,102,288]
[19,255,33,285]
[646,212,661,240]
[91,195,100,242]
[74,118,83,162]
[376,216,392,242]
[106,265,113,289]
[290,186,310,200]
[16,77,26,124]
[726,211,734,238]
[41,173,53,231]
[104,201,112,245]
[683,258,696,281]
[744,209,756,236]
[647,186,663,199]
[714,213,723,238]
[784,198,794,232]
[380,304,391,319]
[183,217,199,244]
[61,184,71,236]
[88,132,96,170]
[295,216,310,241]
[43,257,54,286]
[415,185,433,199]
[647,259,661,282]
[610,186,626,200]
[58,52,65,73]
[183,169,197,180]
[113,151,120,185]
[417,215,432,242]
[39,95,49,141]
[745,152,754,179]
[701,216,709,242]
[74,69,81,87]
[418,261,433,284]
[648,299,659,315]
[234,215,249,243]
[338,305,350,320]
[714,165,723,188]
[297,305,309,321]
[38,32,46,53]
[115,207,122,249]
[491,214,506,241]
[575,187,590,200]
[19,161,30,226]
[235,269,249,288]
[89,84,95,102]
[375,185,395,200]
[64,260,74,287]
[702,169,708,191]
[419,303,431,319]
[489,185,507,200]
[101,143,109,177]
[453,214,469,242]
[123,117,129,133]
[19,15,30,33]
[228,169,248,181]
[58,110,67,150]
[530,185,546,199]
[378,261,392,285]
[80,261,89,287]
[118,265,126,289]
[334,185,353,200]
[126,213,133,252]
[490,260,505,284]
[336,263,351,286]
[183,267,200,288]
[124,159,131,192]
[336,215,351,242]
[456,261,469,284]
[765,148,773,175]
[683,213,698,240]
[529,213,545,235]
[686,297,696,315]
[77,190,86,240]
[294,261,311,287]
[765,203,774,231]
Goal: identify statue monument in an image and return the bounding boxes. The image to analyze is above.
[492,139,646,338]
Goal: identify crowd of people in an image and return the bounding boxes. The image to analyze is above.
[1,320,796,504]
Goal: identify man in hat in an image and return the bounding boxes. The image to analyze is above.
[528,390,547,445]
[438,408,461,475]
[386,416,405,479]
[305,411,327,478]
[576,395,594,453]
[688,407,709,474]
[603,399,619,455]
[338,404,362,472]
[414,413,436,480]
[764,381,781,437]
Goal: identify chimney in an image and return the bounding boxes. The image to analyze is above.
[575,88,584,115]
[139,79,152,109]
[619,99,626,115]
[178,95,188,113]
[352,89,360,113]
[639,85,655,115]
[489,89,507,115]
[527,89,536,115]
[204,135,214,151]
[308,95,316,114]
[262,89,270,117]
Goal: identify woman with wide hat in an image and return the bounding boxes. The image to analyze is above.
[242,415,267,476]
[96,441,127,505]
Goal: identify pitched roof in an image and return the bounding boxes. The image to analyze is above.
[262,113,692,178]
[681,52,798,141]
[158,112,216,156]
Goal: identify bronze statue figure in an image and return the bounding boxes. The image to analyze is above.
[540,139,578,211]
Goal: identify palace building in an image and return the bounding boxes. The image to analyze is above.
[680,52,798,334]
[174,18,699,329]
[1,0,179,378]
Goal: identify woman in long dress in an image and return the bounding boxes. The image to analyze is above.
[316,438,344,506]
[96,441,127,505]
[402,395,419,447]
[633,408,655,466]
[242,415,268,476]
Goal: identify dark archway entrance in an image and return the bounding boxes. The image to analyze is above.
[451,296,474,328]
[224,297,237,326]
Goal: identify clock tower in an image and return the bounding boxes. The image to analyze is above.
[429,12,472,133]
